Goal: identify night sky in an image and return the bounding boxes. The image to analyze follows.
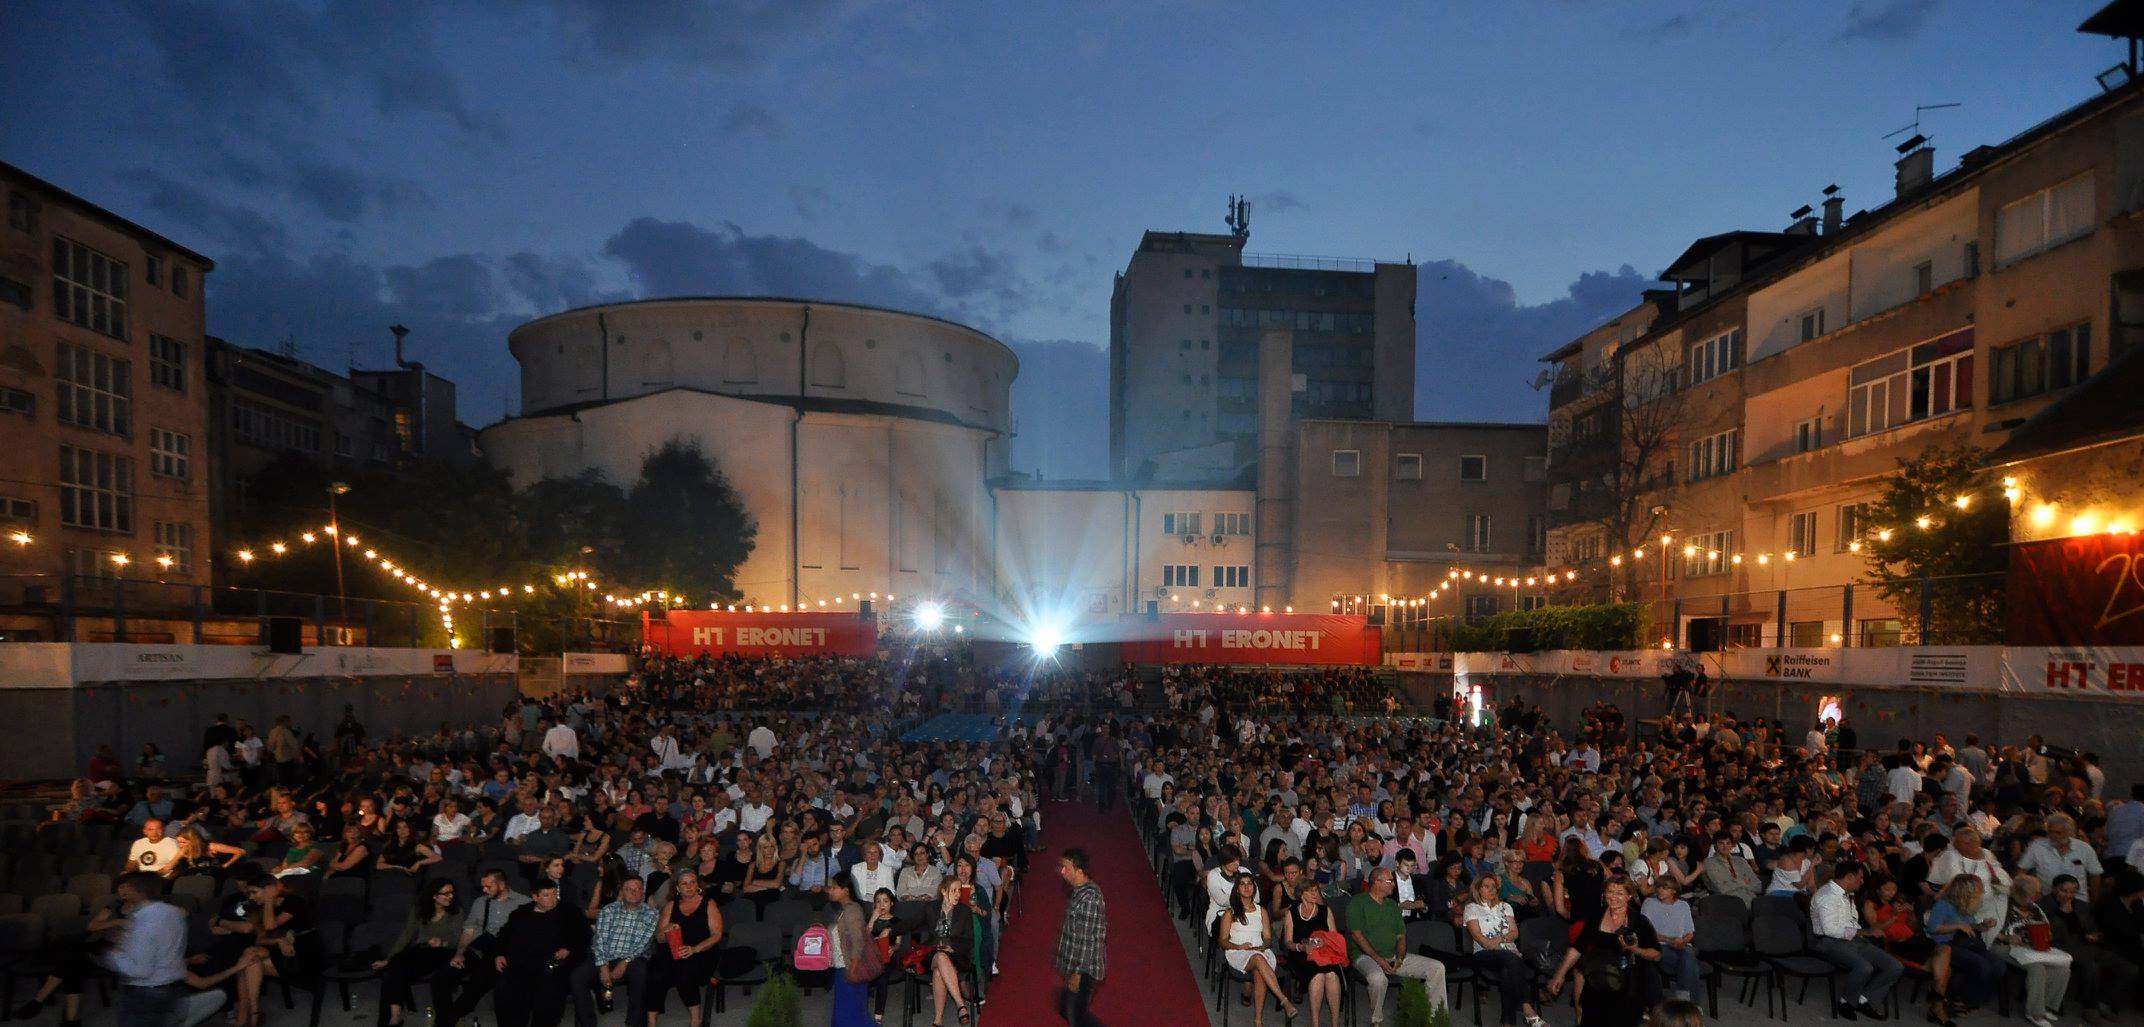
[0,1,2121,479]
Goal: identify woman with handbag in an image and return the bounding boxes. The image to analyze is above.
[1996,876,2072,1027]
[1280,882,1345,1027]
[925,878,979,1026]
[1924,876,2001,1024]
[827,878,881,1027]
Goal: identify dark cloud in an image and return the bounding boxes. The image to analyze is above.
[720,103,785,140]
[787,184,835,220]
[926,246,1027,306]
[385,255,502,318]
[1832,0,1938,44]
[981,200,1037,228]
[502,253,607,312]
[1004,339,1109,480]
[602,217,948,314]
[542,0,858,70]
[1413,260,1661,419]
[137,172,291,257]
[1250,190,1309,214]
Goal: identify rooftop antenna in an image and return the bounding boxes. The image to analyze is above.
[1225,194,1250,240]
[1883,102,1959,147]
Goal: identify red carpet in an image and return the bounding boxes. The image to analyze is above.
[987,799,1207,1026]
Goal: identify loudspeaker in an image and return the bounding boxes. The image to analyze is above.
[645,605,666,621]
[859,599,873,618]
[487,627,516,654]
[1687,618,1724,653]
[1504,627,1536,653]
[262,616,302,654]
[1366,607,1385,627]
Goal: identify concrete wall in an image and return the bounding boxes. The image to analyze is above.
[0,673,516,781]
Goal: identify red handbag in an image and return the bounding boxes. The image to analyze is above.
[1306,930,1349,967]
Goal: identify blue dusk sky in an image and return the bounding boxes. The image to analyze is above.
[0,1,2124,478]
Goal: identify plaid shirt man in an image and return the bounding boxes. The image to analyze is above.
[590,899,659,964]
[1055,880,1107,979]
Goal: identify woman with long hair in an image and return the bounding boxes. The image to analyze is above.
[925,878,980,1027]
[370,878,462,1027]
[373,817,441,875]
[1544,836,1606,996]
[1573,878,1660,1027]
[325,824,373,879]
[1923,875,1996,1024]
[1219,871,1297,1026]
[827,877,880,1027]
[1464,873,1548,1027]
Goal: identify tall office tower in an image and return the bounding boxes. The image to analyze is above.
[1108,196,1416,484]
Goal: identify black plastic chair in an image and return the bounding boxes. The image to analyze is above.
[1752,912,1835,1019]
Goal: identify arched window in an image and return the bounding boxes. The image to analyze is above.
[809,341,846,389]
[721,339,759,384]
[895,351,926,397]
[640,336,674,386]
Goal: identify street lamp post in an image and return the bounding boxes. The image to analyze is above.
[329,482,351,628]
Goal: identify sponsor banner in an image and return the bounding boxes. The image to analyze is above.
[1908,650,1972,687]
[1386,652,1453,672]
[0,644,513,687]
[2008,532,2144,647]
[643,610,877,659]
[563,652,632,676]
[2001,647,2144,696]
[1730,648,1842,682]
[1117,614,1379,666]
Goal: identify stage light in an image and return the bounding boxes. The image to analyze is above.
[914,602,945,631]
[1029,624,1063,660]
[236,548,253,562]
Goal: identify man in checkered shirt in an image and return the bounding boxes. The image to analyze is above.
[1055,848,1107,1026]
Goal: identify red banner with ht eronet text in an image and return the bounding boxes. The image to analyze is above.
[1116,613,1380,666]
[643,610,878,658]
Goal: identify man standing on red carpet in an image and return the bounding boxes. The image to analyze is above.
[1056,848,1108,1026]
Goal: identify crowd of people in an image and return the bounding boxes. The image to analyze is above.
[12,649,2143,1027]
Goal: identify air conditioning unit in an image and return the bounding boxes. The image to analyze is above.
[1180,532,1198,545]
[323,626,358,646]
[1204,588,1218,599]
[1152,585,1169,598]
[1210,533,1226,546]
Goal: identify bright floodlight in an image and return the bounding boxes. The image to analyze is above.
[914,601,945,631]
[1030,624,1063,659]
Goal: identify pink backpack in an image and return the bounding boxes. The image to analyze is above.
[792,924,833,971]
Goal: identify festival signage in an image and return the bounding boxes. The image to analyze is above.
[642,610,877,658]
[2001,647,2144,695]
[1116,613,1380,666]
[2007,531,2144,646]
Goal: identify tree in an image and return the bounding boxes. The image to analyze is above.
[1547,341,1688,605]
[610,439,757,603]
[1857,443,2007,644]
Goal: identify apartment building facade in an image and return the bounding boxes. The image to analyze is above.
[1542,72,2144,648]
[0,162,214,613]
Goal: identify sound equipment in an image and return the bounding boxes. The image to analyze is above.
[487,627,516,654]
[1504,626,1536,653]
[646,605,667,621]
[1367,607,1385,627]
[1687,618,1724,653]
[262,616,302,654]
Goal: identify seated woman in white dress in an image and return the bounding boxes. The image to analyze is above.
[1220,870,1300,1027]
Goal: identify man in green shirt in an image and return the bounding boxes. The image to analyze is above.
[1346,867,1447,1025]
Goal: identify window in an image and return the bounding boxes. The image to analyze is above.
[55,343,131,436]
[1846,329,1973,438]
[232,398,323,452]
[145,255,162,287]
[1685,328,1743,385]
[0,275,29,310]
[1183,268,1193,279]
[1527,514,1546,555]
[149,334,185,392]
[1795,417,1822,453]
[1162,564,1199,588]
[1836,503,1869,552]
[153,521,193,574]
[1464,595,1501,623]
[1522,455,1547,482]
[1799,309,1826,342]
[1913,261,1934,296]
[1789,621,1826,647]
[58,446,132,532]
[1995,172,2095,266]
[1859,618,1904,647]
[1788,511,1818,558]
[6,192,30,231]
[1991,322,2091,404]
[0,386,30,416]
[1395,454,1422,480]
[1161,512,1202,536]
[1459,455,1487,481]
[52,237,128,340]
[1465,513,1493,553]
[1681,530,1735,577]
[149,429,190,480]
[170,265,188,299]
[65,546,126,580]
[1214,565,1250,588]
[1331,450,1360,477]
[1213,512,1250,536]
[0,496,34,522]
[1686,428,1739,481]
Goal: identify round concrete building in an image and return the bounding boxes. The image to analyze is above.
[481,297,1016,606]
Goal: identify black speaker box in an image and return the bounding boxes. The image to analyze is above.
[1505,626,1536,652]
[262,616,302,654]
[1687,618,1724,653]
[487,627,516,654]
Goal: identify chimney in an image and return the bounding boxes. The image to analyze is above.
[1895,145,1934,197]
[1821,184,1843,234]
[1785,204,1816,236]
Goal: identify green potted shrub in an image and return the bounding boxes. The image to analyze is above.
[746,972,802,1027]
